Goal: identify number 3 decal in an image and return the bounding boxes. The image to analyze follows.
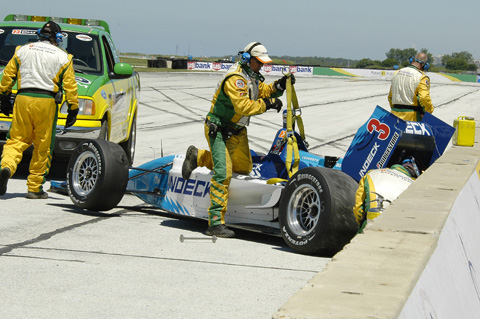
[367,118,390,140]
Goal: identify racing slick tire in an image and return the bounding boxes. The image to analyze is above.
[67,139,129,211]
[279,166,358,256]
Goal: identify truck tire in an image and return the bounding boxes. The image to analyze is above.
[120,115,136,166]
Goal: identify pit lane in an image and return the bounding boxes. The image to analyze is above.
[1,72,479,319]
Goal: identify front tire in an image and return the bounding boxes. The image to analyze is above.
[279,167,358,256]
[67,139,129,211]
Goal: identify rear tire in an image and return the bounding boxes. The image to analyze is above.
[279,167,358,256]
[67,139,129,211]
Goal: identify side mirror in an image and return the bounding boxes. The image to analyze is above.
[112,63,133,78]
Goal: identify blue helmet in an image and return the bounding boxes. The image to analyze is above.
[402,157,421,178]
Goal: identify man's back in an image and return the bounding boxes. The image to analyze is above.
[15,41,69,92]
[390,66,424,106]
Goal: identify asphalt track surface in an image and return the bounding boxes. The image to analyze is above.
[1,72,479,319]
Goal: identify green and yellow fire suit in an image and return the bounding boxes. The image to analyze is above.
[388,65,434,121]
[0,40,78,193]
[196,62,282,226]
[353,164,414,232]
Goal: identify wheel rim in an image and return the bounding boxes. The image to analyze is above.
[72,151,99,196]
[286,184,321,236]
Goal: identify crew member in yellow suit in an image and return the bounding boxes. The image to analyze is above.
[181,42,293,237]
[388,52,434,121]
[0,21,78,199]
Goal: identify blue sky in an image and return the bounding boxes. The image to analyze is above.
[3,0,480,61]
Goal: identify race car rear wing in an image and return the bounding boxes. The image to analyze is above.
[341,106,455,182]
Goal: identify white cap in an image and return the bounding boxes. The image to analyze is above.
[244,42,272,64]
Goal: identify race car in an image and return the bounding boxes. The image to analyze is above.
[55,81,455,256]
[0,14,140,165]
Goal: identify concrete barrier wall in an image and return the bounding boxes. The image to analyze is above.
[273,126,480,318]
[399,160,480,318]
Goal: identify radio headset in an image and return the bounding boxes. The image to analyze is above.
[37,28,63,44]
[238,42,262,64]
[409,57,430,71]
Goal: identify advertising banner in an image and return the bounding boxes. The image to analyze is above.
[181,62,476,82]
[186,62,314,76]
[187,61,212,70]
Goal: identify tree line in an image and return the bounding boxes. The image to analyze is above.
[360,48,477,71]
[271,48,477,72]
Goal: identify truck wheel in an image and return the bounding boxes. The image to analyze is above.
[99,120,108,140]
[67,139,129,211]
[120,115,136,166]
[279,167,358,256]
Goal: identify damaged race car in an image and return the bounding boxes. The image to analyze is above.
[54,78,455,256]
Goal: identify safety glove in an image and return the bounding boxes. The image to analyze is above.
[263,97,283,113]
[65,108,79,128]
[0,94,13,116]
[274,74,296,91]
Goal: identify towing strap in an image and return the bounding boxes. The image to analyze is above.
[284,73,306,178]
[266,177,288,185]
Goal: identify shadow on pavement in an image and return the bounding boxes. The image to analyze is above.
[4,155,69,181]
[121,204,291,252]
[8,155,294,254]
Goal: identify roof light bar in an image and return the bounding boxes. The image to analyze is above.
[84,19,100,26]
[49,17,64,24]
[3,14,111,34]
[10,14,28,21]
[30,16,47,22]
[67,18,82,25]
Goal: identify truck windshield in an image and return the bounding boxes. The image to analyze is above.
[0,27,102,74]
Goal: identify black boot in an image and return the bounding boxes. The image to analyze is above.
[206,224,235,238]
[26,191,49,199]
[182,145,198,180]
[0,167,11,196]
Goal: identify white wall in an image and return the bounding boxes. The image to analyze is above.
[400,165,480,318]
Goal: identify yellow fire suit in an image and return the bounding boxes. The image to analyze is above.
[196,62,282,226]
[0,40,78,193]
[353,164,414,231]
[388,65,434,121]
